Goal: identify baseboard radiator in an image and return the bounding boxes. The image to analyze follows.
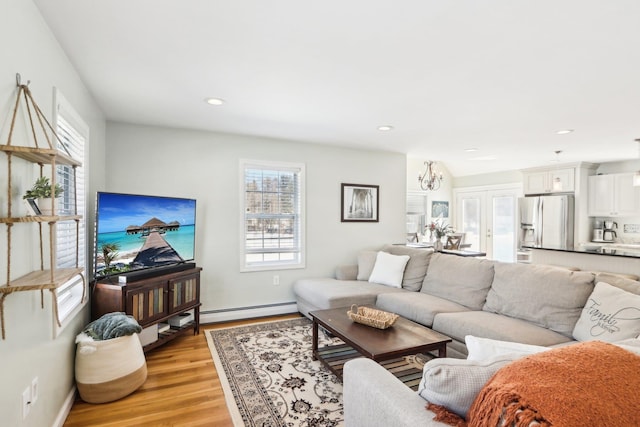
[200,302,298,324]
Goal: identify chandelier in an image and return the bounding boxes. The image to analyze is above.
[418,161,443,191]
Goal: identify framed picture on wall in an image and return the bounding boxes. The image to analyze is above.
[431,200,449,218]
[341,183,379,222]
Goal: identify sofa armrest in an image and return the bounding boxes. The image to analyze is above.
[335,264,358,280]
[343,358,449,427]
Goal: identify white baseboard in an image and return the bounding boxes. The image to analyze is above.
[200,302,298,324]
[53,386,76,427]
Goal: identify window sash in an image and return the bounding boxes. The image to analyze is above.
[52,89,88,335]
[241,161,305,271]
[56,115,85,269]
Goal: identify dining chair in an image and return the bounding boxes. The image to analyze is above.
[445,233,465,250]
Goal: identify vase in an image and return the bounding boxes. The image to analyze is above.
[37,197,60,216]
[434,240,443,252]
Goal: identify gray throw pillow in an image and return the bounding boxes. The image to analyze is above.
[383,244,432,291]
[356,251,378,281]
[418,354,517,417]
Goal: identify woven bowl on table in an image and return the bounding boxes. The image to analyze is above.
[347,304,399,329]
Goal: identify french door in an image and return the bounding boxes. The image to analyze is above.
[454,186,520,262]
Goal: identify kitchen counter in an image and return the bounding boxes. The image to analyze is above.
[528,246,640,277]
[527,243,640,259]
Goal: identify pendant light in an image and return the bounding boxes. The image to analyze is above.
[552,150,563,191]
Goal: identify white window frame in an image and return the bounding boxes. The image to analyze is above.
[240,159,305,272]
[52,88,88,336]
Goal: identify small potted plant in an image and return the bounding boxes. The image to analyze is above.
[23,176,63,215]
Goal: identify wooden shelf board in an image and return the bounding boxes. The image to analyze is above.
[0,145,81,167]
[0,215,81,224]
[1,268,84,293]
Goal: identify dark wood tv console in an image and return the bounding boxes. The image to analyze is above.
[92,266,201,352]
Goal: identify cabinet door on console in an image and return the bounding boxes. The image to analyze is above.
[126,282,169,326]
[168,272,200,314]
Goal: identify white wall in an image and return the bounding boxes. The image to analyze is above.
[0,1,106,426]
[105,123,407,314]
[453,170,523,189]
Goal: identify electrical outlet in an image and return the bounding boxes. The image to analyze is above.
[31,377,38,404]
[22,386,31,419]
[273,275,280,286]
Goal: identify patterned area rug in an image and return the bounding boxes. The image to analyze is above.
[206,317,430,427]
[206,317,344,427]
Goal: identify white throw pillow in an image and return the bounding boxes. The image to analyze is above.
[572,281,640,342]
[418,354,517,417]
[368,251,410,288]
[465,335,549,361]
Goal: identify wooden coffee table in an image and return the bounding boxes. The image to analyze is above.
[309,306,452,381]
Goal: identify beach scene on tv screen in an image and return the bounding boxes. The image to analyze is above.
[95,193,196,277]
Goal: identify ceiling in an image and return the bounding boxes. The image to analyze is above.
[34,0,640,177]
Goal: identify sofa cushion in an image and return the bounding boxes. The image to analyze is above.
[356,251,378,281]
[335,264,358,280]
[418,354,518,418]
[594,272,640,294]
[593,271,640,281]
[465,335,549,361]
[368,251,410,288]
[375,292,469,328]
[420,253,495,310]
[382,244,433,291]
[293,278,405,314]
[572,281,640,342]
[433,311,573,348]
[483,263,594,337]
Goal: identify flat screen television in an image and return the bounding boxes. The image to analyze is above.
[94,192,196,280]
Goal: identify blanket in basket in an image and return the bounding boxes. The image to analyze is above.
[466,341,640,426]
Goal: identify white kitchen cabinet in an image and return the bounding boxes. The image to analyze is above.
[588,173,640,217]
[523,168,575,194]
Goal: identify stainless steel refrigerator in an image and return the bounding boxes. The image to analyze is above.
[518,194,574,250]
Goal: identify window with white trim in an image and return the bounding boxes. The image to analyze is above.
[240,160,305,271]
[53,89,88,334]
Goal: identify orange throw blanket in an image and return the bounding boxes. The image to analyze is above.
[465,341,640,426]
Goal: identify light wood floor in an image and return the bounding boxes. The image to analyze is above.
[63,313,301,427]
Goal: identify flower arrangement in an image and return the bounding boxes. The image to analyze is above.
[427,219,453,239]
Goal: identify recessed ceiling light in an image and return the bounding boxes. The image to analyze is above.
[205,97,225,106]
[464,147,479,152]
[377,125,394,131]
[556,129,574,135]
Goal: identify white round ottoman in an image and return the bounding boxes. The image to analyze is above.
[75,333,147,403]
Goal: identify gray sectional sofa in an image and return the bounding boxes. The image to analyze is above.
[294,244,595,358]
[292,244,640,426]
